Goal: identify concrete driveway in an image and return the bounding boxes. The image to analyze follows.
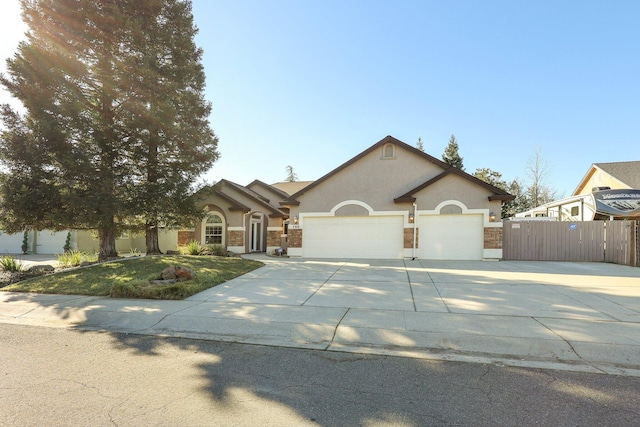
[2,255,640,376]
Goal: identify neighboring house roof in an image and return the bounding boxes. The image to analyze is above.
[282,135,514,205]
[271,181,314,196]
[573,160,640,195]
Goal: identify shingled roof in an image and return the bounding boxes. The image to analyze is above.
[594,161,640,188]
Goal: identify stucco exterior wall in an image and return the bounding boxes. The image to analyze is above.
[413,174,495,211]
[295,145,444,212]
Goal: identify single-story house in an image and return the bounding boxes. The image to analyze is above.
[2,135,515,259]
[515,160,640,221]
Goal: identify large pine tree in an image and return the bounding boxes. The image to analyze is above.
[0,0,218,259]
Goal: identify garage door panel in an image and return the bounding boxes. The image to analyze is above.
[304,216,403,259]
[35,230,68,254]
[418,215,483,260]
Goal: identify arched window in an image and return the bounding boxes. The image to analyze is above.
[204,214,224,245]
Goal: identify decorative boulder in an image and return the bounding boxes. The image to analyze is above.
[28,264,55,273]
[175,266,194,281]
[161,266,194,282]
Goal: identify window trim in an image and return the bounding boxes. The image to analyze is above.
[203,213,225,245]
[382,143,396,159]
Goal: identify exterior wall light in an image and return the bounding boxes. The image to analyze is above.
[293,215,299,225]
[409,213,415,223]
[489,212,496,222]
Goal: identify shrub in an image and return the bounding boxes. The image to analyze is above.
[184,240,202,255]
[63,232,71,253]
[0,255,23,272]
[57,250,84,268]
[130,247,142,257]
[203,244,226,257]
[21,231,28,254]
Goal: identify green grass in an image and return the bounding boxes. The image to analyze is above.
[1,255,263,300]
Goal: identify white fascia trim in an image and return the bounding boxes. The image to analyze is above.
[266,227,282,231]
[299,200,413,227]
[227,227,245,231]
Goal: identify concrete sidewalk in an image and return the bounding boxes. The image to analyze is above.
[1,255,640,376]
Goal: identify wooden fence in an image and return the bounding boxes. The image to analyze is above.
[503,220,638,266]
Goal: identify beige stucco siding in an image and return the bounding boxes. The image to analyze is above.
[413,174,496,211]
[296,146,444,212]
[575,168,631,196]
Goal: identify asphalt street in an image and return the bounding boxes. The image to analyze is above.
[2,323,640,426]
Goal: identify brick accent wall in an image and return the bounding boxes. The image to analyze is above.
[267,230,281,247]
[289,228,302,248]
[228,230,244,247]
[404,227,418,249]
[178,230,195,246]
[484,227,503,249]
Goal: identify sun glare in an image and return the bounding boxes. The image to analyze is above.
[0,1,28,106]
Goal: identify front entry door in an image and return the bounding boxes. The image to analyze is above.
[251,217,262,252]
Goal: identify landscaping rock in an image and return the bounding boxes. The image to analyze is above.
[165,250,181,255]
[161,266,177,280]
[161,265,194,281]
[28,264,55,273]
[175,266,194,281]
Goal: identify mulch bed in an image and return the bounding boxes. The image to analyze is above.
[0,270,55,289]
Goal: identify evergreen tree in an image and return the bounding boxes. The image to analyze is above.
[473,167,512,218]
[0,0,218,259]
[442,134,464,170]
[285,165,298,182]
[473,167,507,189]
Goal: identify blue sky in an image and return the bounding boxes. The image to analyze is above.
[2,1,639,197]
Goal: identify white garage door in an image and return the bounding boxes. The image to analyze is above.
[0,231,25,254]
[303,216,404,259]
[35,230,68,254]
[418,214,483,260]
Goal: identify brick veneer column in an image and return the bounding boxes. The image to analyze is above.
[404,228,418,249]
[484,227,503,249]
[289,229,302,248]
[178,231,195,246]
[267,230,281,247]
[228,230,244,247]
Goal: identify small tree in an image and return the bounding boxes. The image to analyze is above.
[442,134,464,170]
[285,165,298,182]
[525,147,559,208]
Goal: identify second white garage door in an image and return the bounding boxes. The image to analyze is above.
[303,216,404,259]
[418,214,483,260]
[35,230,68,254]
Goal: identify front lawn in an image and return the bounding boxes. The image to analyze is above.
[1,255,263,300]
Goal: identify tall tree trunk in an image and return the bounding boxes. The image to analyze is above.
[145,221,161,254]
[98,220,118,261]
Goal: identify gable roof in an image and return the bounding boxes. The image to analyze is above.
[573,161,640,195]
[283,135,513,205]
[200,180,286,218]
[246,179,292,201]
